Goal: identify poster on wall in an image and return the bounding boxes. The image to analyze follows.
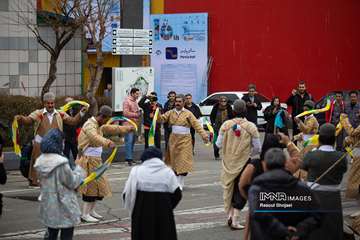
[150,13,208,104]
[112,67,155,112]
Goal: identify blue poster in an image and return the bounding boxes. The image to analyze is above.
[150,13,208,104]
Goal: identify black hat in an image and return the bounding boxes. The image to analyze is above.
[319,123,335,137]
[304,100,315,109]
[140,147,163,162]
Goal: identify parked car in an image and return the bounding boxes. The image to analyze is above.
[315,90,360,125]
[198,91,287,128]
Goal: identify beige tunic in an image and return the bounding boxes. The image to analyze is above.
[77,117,128,197]
[20,109,81,185]
[219,118,259,213]
[160,109,207,174]
[294,114,319,178]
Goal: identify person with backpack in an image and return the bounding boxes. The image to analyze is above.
[15,92,88,187]
[34,129,85,240]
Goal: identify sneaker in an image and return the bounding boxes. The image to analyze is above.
[90,211,104,219]
[215,157,221,161]
[127,161,133,166]
[81,214,100,223]
[230,222,245,230]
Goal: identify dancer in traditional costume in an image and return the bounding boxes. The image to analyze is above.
[76,105,134,222]
[340,113,360,234]
[15,92,87,186]
[216,99,261,230]
[160,94,209,189]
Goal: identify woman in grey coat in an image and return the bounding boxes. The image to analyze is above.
[34,129,85,240]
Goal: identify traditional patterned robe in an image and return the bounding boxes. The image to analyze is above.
[21,109,81,185]
[160,108,207,174]
[218,118,259,212]
[77,117,128,198]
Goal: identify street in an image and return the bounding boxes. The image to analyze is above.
[0,135,358,240]
[0,139,243,240]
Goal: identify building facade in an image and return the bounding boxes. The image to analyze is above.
[0,0,82,97]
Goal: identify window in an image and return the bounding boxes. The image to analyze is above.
[200,95,219,106]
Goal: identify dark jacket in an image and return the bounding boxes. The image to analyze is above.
[138,96,163,128]
[264,105,288,134]
[164,100,175,113]
[210,103,233,131]
[185,103,202,119]
[286,92,313,119]
[249,169,320,240]
[63,108,80,144]
[345,102,360,128]
[241,94,262,125]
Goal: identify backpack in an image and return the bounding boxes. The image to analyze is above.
[19,142,33,179]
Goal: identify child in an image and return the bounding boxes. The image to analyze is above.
[34,129,85,240]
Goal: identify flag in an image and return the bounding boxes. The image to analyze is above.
[296,97,331,118]
[60,100,89,112]
[204,119,214,146]
[106,116,138,132]
[303,135,319,148]
[11,118,21,157]
[148,108,160,146]
[81,148,118,186]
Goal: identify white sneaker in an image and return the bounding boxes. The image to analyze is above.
[90,211,104,219]
[81,214,100,223]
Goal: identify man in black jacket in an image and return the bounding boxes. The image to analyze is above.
[63,97,81,168]
[210,96,234,160]
[163,91,176,150]
[185,93,202,153]
[286,81,313,136]
[242,84,262,125]
[248,148,320,240]
[138,92,163,149]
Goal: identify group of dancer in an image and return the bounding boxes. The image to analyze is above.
[10,84,360,239]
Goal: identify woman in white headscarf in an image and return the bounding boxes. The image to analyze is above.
[123,147,182,240]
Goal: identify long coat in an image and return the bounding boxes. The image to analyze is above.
[160,109,208,174]
[34,154,85,228]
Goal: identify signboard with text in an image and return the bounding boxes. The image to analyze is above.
[150,13,208,104]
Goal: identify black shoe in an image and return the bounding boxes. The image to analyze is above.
[126,159,133,166]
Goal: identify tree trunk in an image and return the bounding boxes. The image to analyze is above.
[41,52,59,100]
[86,43,105,116]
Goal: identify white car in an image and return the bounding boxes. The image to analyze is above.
[198,91,287,128]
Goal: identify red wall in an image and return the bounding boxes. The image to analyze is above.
[165,0,360,102]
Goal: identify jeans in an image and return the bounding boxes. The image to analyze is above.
[47,227,74,240]
[63,141,78,169]
[124,132,136,161]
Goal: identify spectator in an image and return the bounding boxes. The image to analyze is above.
[138,92,163,149]
[345,90,360,129]
[34,129,85,240]
[263,96,289,135]
[328,92,345,151]
[123,147,182,240]
[184,93,202,153]
[301,123,347,239]
[123,88,141,166]
[286,81,313,137]
[241,84,263,125]
[63,97,80,168]
[103,83,112,98]
[248,148,320,240]
[0,134,6,217]
[210,96,234,160]
[163,91,176,150]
